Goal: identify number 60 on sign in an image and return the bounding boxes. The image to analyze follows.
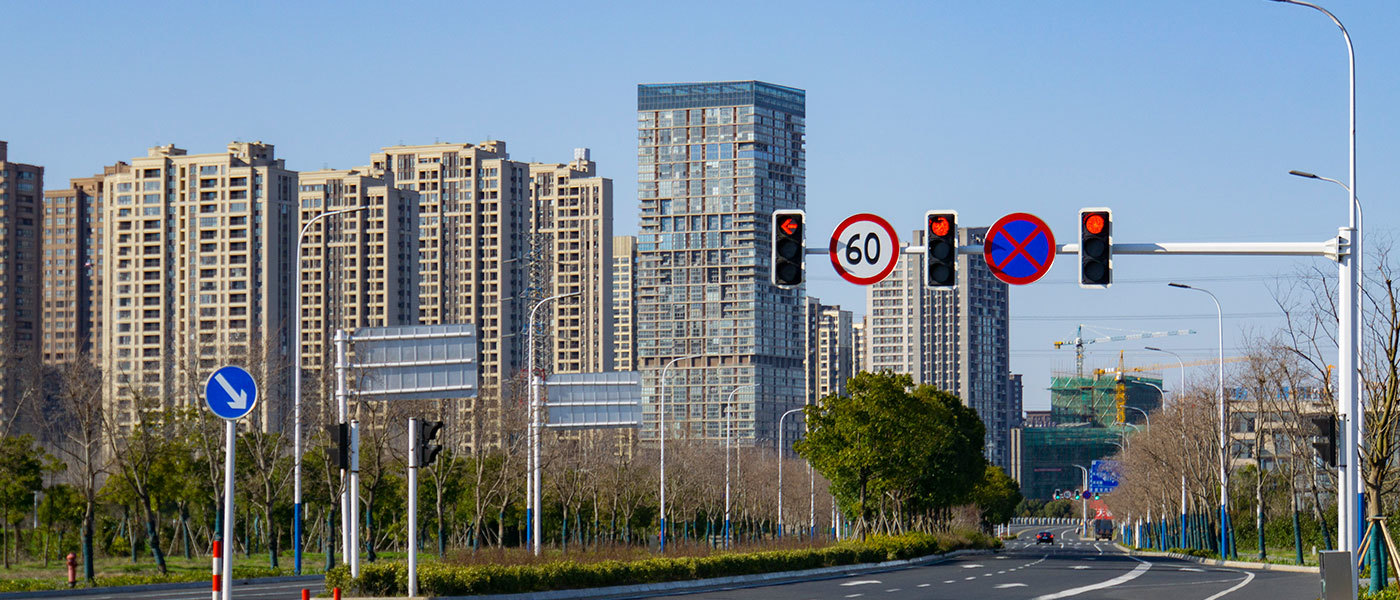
[829,213,900,285]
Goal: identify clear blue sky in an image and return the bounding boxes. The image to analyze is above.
[5,1,1398,411]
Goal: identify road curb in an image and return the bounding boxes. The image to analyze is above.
[1114,544,1320,573]
[0,574,322,599]
[342,548,993,600]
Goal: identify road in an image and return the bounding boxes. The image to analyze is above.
[0,577,324,600]
[650,525,1320,600]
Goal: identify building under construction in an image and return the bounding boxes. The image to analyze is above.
[1009,372,1164,500]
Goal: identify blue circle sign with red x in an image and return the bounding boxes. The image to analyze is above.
[983,212,1056,285]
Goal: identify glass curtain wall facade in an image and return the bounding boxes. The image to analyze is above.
[636,81,806,448]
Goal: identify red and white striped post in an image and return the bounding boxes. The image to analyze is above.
[210,539,222,600]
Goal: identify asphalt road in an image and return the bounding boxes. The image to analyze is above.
[648,525,1321,600]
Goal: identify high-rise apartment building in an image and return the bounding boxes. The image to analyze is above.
[101,142,296,432]
[864,227,1013,470]
[41,162,128,364]
[0,141,44,427]
[367,142,529,451]
[852,316,867,375]
[612,235,637,371]
[636,81,807,448]
[294,168,420,420]
[527,149,613,375]
[816,304,853,401]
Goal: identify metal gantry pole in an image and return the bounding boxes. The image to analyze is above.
[349,419,360,578]
[777,407,804,539]
[335,330,351,568]
[408,418,419,598]
[658,353,704,552]
[293,205,367,576]
[221,420,234,600]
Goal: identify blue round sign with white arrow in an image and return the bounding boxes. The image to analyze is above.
[205,365,258,420]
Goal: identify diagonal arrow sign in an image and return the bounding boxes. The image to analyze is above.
[214,373,248,409]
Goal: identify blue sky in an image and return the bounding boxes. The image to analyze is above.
[5,1,1397,410]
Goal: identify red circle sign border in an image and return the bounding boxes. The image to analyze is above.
[983,212,1057,286]
[828,213,901,286]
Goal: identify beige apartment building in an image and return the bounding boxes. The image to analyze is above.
[0,141,44,428]
[101,142,296,432]
[42,162,128,364]
[527,148,613,375]
[367,141,529,451]
[294,169,420,423]
[611,235,637,371]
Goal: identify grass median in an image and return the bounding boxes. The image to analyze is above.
[327,530,999,597]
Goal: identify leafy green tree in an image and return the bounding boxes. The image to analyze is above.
[971,465,1022,526]
[0,434,47,567]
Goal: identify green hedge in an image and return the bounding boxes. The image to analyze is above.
[0,566,289,593]
[328,532,998,596]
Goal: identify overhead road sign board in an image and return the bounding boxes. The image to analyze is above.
[350,323,478,401]
[1088,459,1121,494]
[829,213,900,286]
[984,212,1056,285]
[544,371,642,429]
[205,365,258,420]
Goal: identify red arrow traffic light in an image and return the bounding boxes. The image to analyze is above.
[780,217,799,236]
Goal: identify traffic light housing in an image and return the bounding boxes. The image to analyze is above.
[771,210,805,287]
[925,210,958,289]
[417,420,445,467]
[1309,414,1337,467]
[331,422,350,469]
[1079,208,1112,288]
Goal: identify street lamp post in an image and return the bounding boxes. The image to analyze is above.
[1073,464,1090,536]
[1270,3,1361,592]
[1144,347,1187,399]
[777,407,804,539]
[292,204,368,575]
[526,291,581,556]
[724,385,754,549]
[1168,282,1231,558]
[1138,380,1188,549]
[658,353,706,552]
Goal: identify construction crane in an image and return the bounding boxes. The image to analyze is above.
[1053,324,1196,378]
[1093,352,1250,423]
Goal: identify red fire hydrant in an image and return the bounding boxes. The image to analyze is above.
[65,553,78,588]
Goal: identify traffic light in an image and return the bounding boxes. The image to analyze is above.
[771,210,805,287]
[1093,492,1101,500]
[1309,414,1337,467]
[925,210,958,289]
[417,420,445,467]
[331,422,350,469]
[1079,208,1112,288]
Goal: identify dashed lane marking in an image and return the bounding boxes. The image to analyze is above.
[996,583,1029,589]
[841,580,881,587]
[917,583,930,587]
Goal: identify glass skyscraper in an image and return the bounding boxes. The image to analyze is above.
[635,81,806,448]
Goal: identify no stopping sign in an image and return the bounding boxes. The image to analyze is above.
[829,213,900,285]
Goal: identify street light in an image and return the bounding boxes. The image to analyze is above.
[1144,347,1187,400]
[526,290,581,556]
[292,204,368,575]
[777,407,805,539]
[724,385,754,549]
[658,353,706,552]
[1271,3,1361,587]
[1168,282,1230,558]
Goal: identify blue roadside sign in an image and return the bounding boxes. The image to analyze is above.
[205,365,258,420]
[1088,459,1121,494]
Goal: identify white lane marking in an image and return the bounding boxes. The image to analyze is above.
[965,576,977,580]
[1030,556,1153,600]
[962,563,984,568]
[1070,565,1091,570]
[918,583,931,587]
[1201,569,1256,600]
[983,573,994,577]
[1179,567,1205,572]
[943,580,955,584]
[845,595,863,598]
[996,583,1029,589]
[842,580,882,587]
[997,556,1008,560]
[885,589,900,593]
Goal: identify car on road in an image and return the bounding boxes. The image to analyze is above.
[1035,531,1055,544]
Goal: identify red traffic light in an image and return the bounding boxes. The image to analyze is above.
[1084,213,1106,235]
[929,216,950,237]
[780,217,799,236]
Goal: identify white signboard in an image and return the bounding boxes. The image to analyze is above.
[828,213,900,285]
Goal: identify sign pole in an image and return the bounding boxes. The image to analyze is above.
[349,419,360,578]
[222,420,234,600]
[336,330,351,568]
[408,418,418,598]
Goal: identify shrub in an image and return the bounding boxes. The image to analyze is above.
[330,531,997,596]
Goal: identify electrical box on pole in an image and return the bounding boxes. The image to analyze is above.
[925,210,957,289]
[1079,208,1113,288]
[1310,414,1338,468]
[330,423,350,469]
[771,209,805,287]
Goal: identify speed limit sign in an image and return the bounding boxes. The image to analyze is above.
[829,213,900,285]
